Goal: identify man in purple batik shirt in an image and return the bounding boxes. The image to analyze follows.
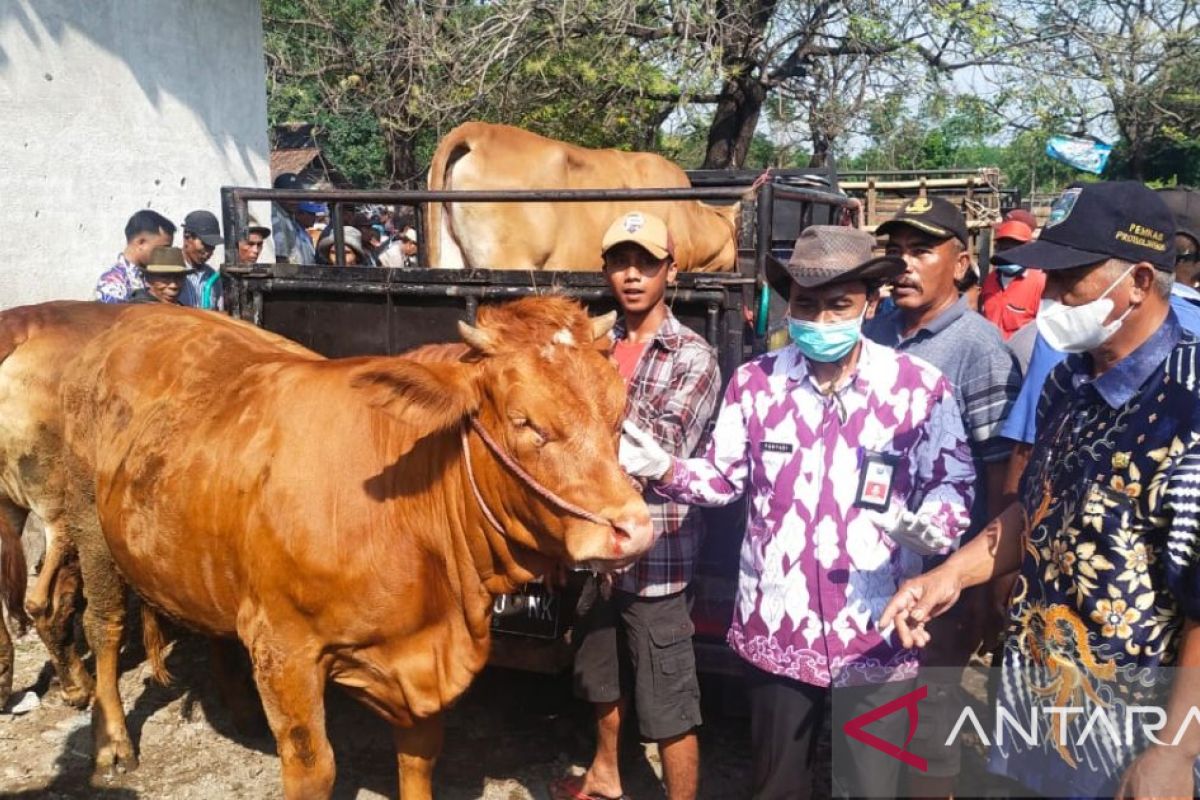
[621,226,976,800]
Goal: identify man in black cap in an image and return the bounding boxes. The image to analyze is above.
[1159,187,1200,289]
[271,172,320,264]
[179,210,224,311]
[236,217,271,265]
[864,196,1020,799]
[882,181,1200,799]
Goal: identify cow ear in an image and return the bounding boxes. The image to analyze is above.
[458,321,498,355]
[349,359,480,446]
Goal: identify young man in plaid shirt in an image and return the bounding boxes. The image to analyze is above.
[551,211,719,800]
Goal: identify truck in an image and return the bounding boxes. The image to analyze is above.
[219,169,855,676]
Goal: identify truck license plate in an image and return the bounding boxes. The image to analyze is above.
[491,584,561,639]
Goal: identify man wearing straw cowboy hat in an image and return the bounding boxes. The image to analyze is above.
[620,225,976,799]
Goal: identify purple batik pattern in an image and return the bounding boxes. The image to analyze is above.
[94,254,144,303]
[658,340,975,687]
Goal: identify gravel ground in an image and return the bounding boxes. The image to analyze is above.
[0,627,753,799]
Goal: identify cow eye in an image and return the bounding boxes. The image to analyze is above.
[510,414,528,428]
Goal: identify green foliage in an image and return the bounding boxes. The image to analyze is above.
[261,0,1197,194]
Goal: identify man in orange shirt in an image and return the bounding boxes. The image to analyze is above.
[979,218,1045,339]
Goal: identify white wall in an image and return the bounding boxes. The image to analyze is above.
[0,0,272,307]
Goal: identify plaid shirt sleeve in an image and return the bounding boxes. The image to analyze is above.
[618,320,721,597]
[627,339,720,459]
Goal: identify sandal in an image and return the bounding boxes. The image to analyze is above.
[547,774,631,800]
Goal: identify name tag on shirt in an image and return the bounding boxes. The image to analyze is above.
[760,441,793,454]
[855,450,897,511]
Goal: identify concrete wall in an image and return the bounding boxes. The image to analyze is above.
[0,1,272,308]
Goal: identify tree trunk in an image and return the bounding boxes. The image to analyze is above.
[702,73,768,169]
[808,130,833,168]
[385,130,421,189]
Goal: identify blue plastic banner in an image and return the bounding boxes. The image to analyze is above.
[1045,134,1113,174]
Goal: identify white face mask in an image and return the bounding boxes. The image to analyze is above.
[1035,263,1136,353]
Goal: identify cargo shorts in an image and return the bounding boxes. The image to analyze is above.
[572,579,702,742]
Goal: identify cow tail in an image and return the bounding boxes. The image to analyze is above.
[424,124,474,269]
[0,510,29,633]
[140,602,173,685]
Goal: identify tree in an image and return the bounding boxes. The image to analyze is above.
[981,0,1199,181]
[263,0,692,186]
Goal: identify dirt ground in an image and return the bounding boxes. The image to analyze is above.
[0,627,753,799]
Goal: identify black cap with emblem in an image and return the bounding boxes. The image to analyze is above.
[994,181,1177,272]
[877,196,969,246]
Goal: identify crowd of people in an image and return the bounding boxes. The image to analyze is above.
[605,181,1200,800]
[87,174,1200,800]
[92,172,421,307]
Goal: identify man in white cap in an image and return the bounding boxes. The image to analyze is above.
[380,227,419,269]
[552,211,718,800]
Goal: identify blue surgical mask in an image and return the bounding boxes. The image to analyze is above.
[995,263,1024,276]
[787,309,866,363]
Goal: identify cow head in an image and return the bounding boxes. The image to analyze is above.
[350,297,654,579]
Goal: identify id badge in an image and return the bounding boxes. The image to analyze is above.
[855,450,897,511]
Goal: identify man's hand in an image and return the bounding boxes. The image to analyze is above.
[885,510,953,556]
[878,567,964,648]
[1114,745,1195,799]
[619,421,673,481]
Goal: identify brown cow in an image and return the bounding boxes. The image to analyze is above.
[0,301,124,710]
[54,297,652,798]
[426,122,740,272]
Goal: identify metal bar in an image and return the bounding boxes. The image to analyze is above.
[840,177,994,191]
[755,182,774,284]
[331,204,345,267]
[705,303,719,351]
[413,202,427,268]
[220,187,241,270]
[241,278,735,305]
[839,168,987,178]
[229,186,756,204]
[767,185,858,208]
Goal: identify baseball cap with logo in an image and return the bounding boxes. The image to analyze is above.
[602,211,673,260]
[994,181,1176,272]
[877,196,969,246]
[1157,187,1200,246]
[183,210,223,248]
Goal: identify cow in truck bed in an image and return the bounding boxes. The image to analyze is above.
[425,122,739,272]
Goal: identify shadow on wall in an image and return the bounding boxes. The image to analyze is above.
[0,0,265,176]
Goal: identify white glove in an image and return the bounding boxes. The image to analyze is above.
[619,420,673,480]
[885,510,952,556]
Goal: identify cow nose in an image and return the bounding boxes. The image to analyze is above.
[610,511,653,560]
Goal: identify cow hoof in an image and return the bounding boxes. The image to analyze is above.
[60,683,93,709]
[95,740,138,777]
[24,597,47,619]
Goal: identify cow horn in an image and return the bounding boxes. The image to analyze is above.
[591,311,617,341]
[458,321,498,354]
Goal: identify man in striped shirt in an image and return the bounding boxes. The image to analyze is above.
[553,211,719,800]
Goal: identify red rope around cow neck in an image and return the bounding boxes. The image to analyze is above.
[461,417,610,533]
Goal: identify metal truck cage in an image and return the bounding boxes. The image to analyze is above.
[219,170,855,674]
